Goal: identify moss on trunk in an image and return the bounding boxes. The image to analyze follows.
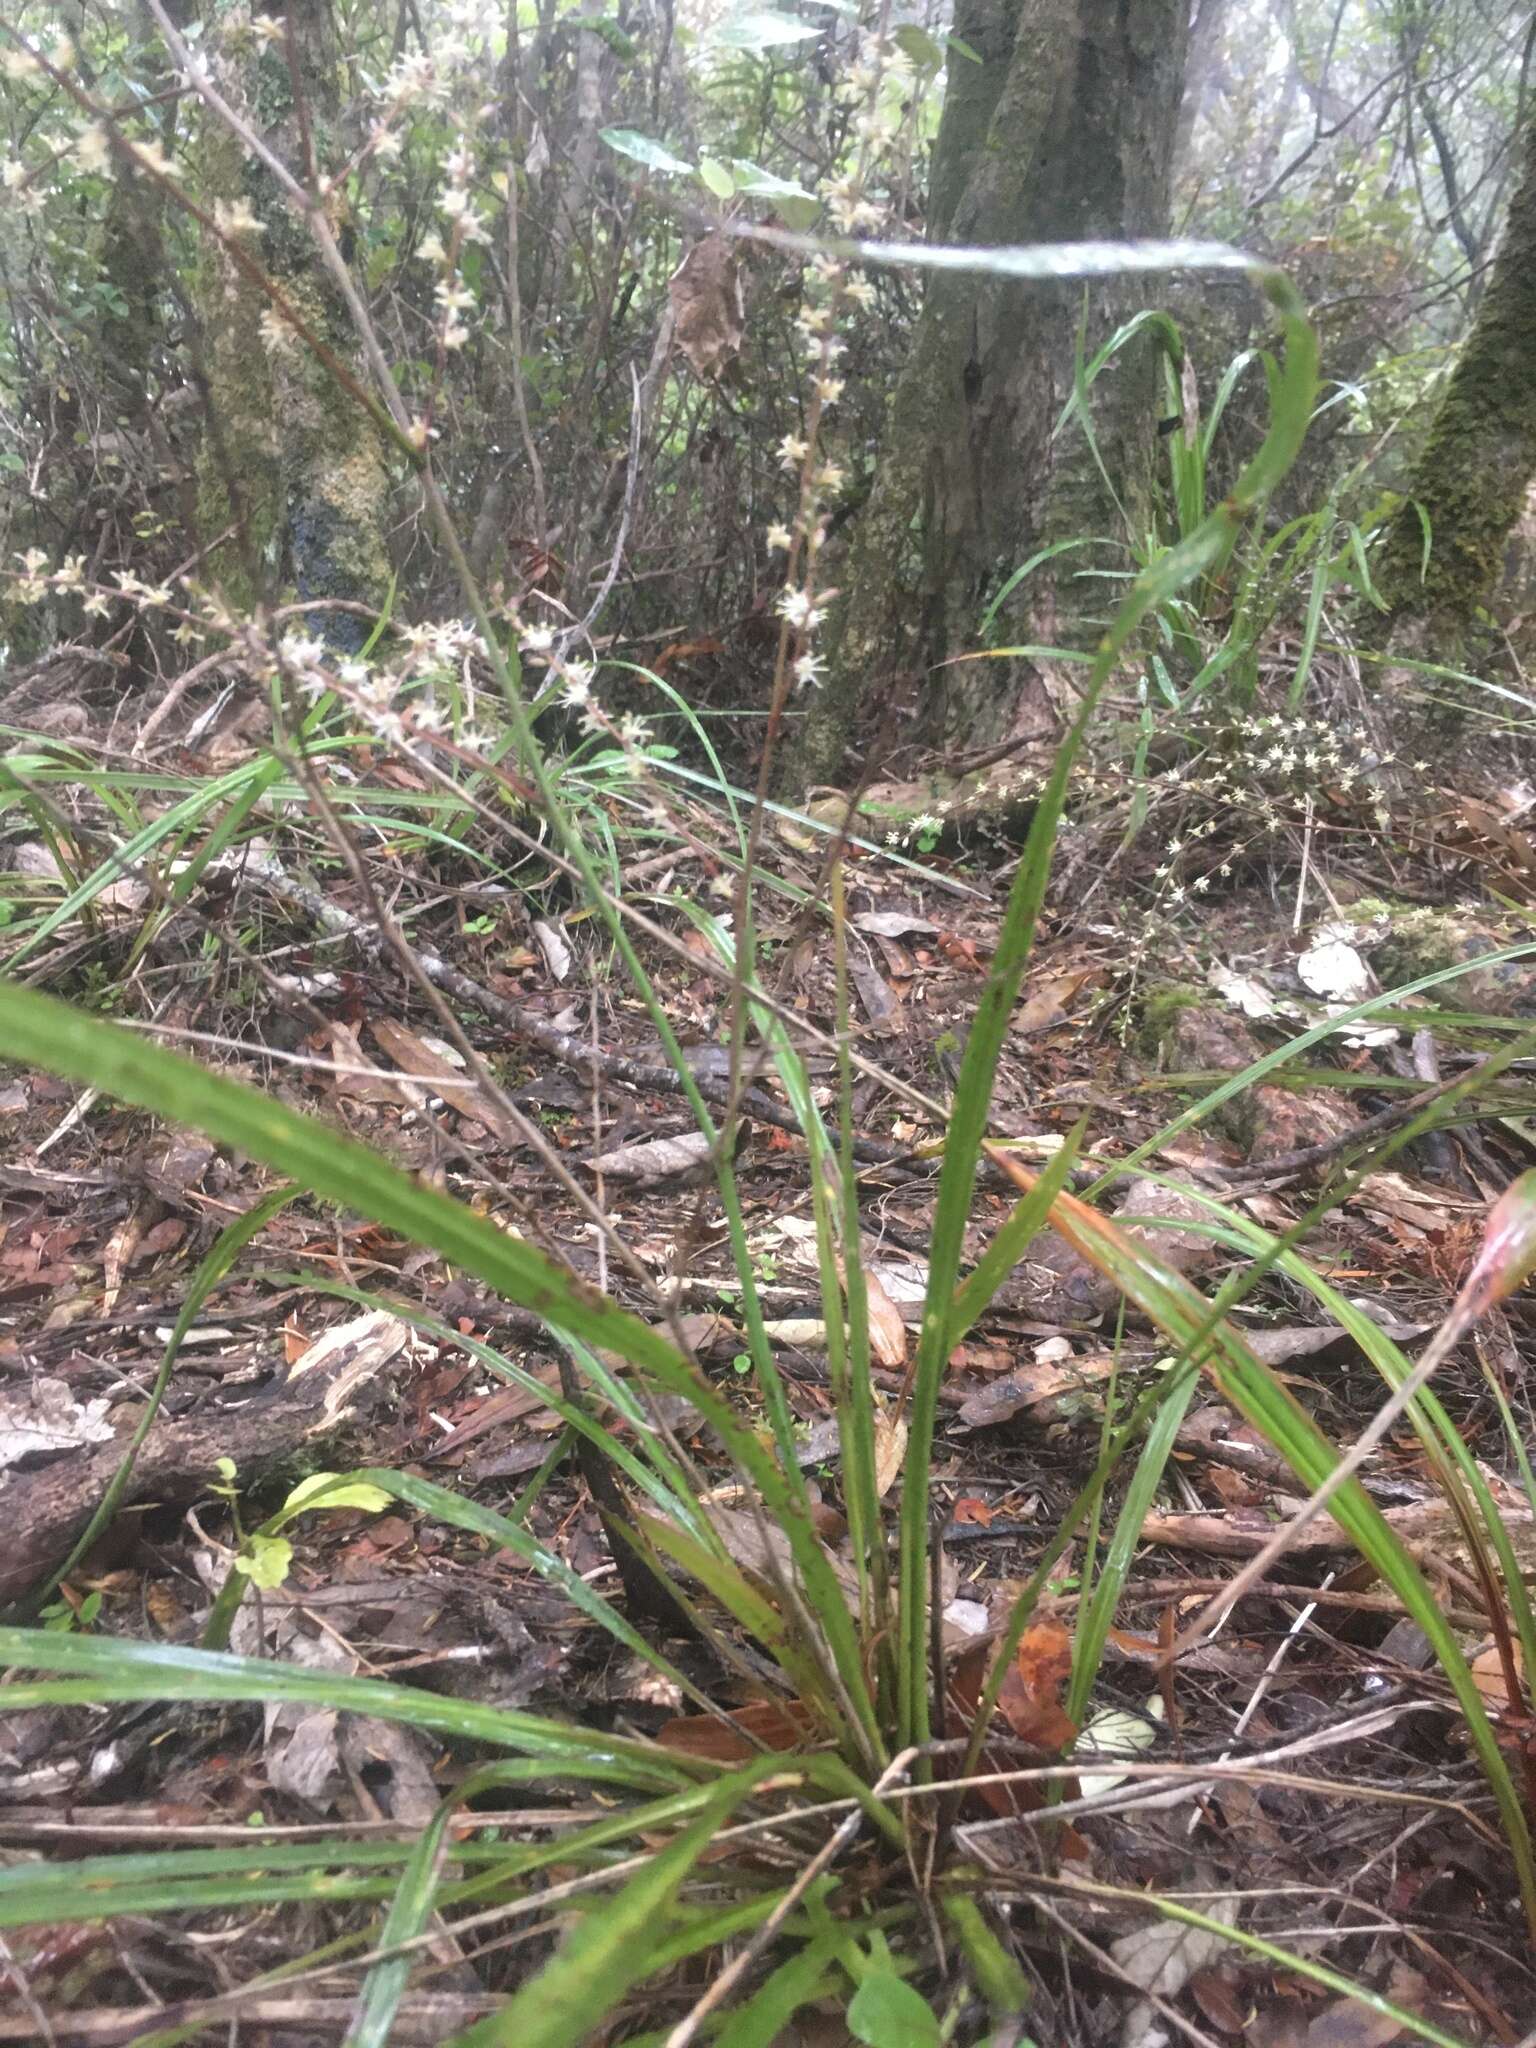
[1374,107,1536,638]
[190,1,389,645]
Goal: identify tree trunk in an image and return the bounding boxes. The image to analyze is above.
[1372,104,1536,644]
[784,0,1189,789]
[191,0,390,648]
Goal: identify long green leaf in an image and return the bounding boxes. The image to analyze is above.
[0,983,857,1698]
[0,1627,700,1782]
[897,264,1318,1747]
[448,1768,770,2048]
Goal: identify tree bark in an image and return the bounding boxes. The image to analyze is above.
[191,0,390,647]
[1372,103,1536,644]
[784,0,1190,789]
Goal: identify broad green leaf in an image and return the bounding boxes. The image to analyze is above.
[847,1970,940,2048]
[729,160,815,200]
[710,10,820,50]
[893,24,944,72]
[277,1473,395,1521]
[234,1534,292,1589]
[599,128,693,175]
[699,156,736,198]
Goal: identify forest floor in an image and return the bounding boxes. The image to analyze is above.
[4,659,1536,2043]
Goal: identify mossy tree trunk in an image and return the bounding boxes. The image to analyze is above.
[1373,104,1536,647]
[783,0,1189,790]
[191,0,390,649]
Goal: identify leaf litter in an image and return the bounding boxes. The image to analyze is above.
[3,726,1535,2040]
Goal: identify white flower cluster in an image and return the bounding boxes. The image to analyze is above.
[516,624,653,764]
[761,34,919,699]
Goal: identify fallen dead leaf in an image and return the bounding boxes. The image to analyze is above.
[996,1618,1076,1751]
[531,918,573,983]
[587,1129,714,1182]
[0,1377,114,1468]
[872,1406,907,1498]
[657,1697,818,1761]
[863,1266,907,1368]
[1244,1963,1427,2046]
[853,910,939,938]
[1113,1891,1238,2046]
[669,232,745,380]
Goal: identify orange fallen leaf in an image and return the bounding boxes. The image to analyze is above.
[658,1697,818,1762]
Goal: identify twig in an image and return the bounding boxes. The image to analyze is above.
[1213,1064,1480,1183]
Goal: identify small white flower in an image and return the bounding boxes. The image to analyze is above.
[561,661,595,707]
[794,652,824,688]
[216,198,264,237]
[250,13,285,45]
[130,139,172,178]
[777,587,823,631]
[259,307,297,356]
[74,125,110,173]
[279,632,328,674]
[778,434,809,472]
[765,523,793,552]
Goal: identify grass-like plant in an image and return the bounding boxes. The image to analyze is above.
[0,217,1524,2045]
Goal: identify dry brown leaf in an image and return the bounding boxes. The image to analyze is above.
[864,1267,908,1368]
[587,1129,714,1182]
[1244,1963,1427,2047]
[872,1406,907,1498]
[705,1505,862,1613]
[957,1351,1116,1429]
[101,1200,150,1313]
[369,1016,508,1136]
[657,1697,818,1761]
[996,1617,1075,1749]
[1114,1894,1238,2047]
[668,233,745,380]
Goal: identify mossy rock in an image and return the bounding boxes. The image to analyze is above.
[1136,987,1263,1148]
[1351,898,1536,1016]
